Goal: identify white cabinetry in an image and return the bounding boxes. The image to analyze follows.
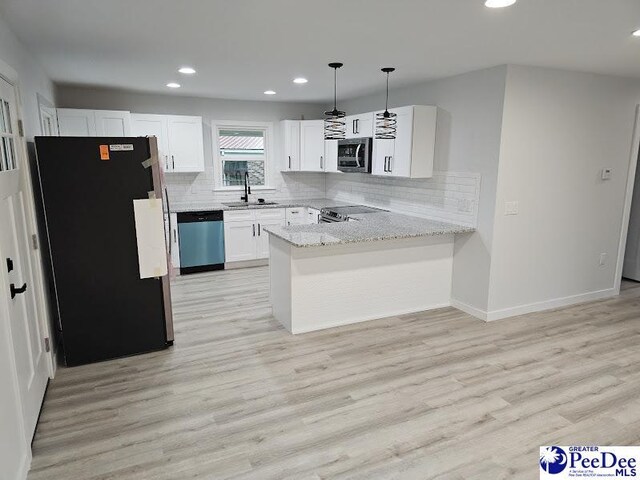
[324,140,338,173]
[345,113,374,139]
[224,209,286,262]
[371,105,437,178]
[286,207,307,226]
[131,114,171,170]
[281,120,300,171]
[307,208,320,224]
[300,120,325,172]
[131,114,205,173]
[167,115,205,173]
[95,110,132,136]
[57,109,96,136]
[57,108,131,136]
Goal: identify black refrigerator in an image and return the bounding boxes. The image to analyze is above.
[33,136,174,366]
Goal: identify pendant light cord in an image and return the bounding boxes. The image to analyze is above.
[385,72,390,113]
[334,67,338,111]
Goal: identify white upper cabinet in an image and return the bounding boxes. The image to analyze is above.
[281,120,300,171]
[299,120,325,172]
[57,109,132,136]
[56,109,97,136]
[94,110,132,136]
[132,114,204,173]
[371,105,437,178]
[166,116,205,173]
[131,114,171,171]
[345,113,374,139]
[324,140,339,172]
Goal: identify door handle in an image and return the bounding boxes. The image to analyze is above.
[10,283,27,300]
[253,224,256,237]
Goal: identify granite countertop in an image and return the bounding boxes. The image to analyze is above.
[172,198,352,213]
[264,211,475,248]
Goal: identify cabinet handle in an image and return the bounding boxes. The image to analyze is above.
[288,155,291,169]
[171,155,175,169]
[320,155,323,170]
[173,228,177,243]
[352,119,356,135]
[258,223,261,236]
[388,156,392,172]
[383,156,388,172]
[165,155,169,170]
[253,224,256,237]
[356,119,359,134]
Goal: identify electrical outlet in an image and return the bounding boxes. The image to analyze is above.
[599,253,607,266]
[505,201,519,216]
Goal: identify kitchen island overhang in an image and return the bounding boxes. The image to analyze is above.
[266,213,474,334]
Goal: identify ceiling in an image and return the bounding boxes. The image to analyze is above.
[2,0,640,102]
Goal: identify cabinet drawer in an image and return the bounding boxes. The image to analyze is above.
[224,210,254,222]
[255,208,285,220]
[286,207,305,216]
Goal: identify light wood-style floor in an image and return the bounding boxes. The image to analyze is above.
[28,268,640,479]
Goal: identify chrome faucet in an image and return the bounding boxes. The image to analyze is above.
[240,171,251,202]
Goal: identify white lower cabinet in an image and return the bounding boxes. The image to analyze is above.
[224,209,286,263]
[307,208,320,224]
[286,207,307,226]
[224,220,257,262]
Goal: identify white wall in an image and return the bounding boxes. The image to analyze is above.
[487,66,640,317]
[335,66,507,311]
[0,13,55,139]
[55,86,327,210]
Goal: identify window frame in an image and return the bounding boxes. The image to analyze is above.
[212,120,275,191]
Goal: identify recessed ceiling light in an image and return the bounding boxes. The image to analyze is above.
[178,67,196,74]
[264,90,276,95]
[293,77,308,84]
[633,29,640,37]
[484,0,517,8]
[166,82,181,88]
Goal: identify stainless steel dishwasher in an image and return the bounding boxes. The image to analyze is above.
[177,211,225,274]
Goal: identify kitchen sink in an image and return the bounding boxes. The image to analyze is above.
[223,201,279,207]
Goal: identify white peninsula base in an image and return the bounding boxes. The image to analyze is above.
[269,234,454,334]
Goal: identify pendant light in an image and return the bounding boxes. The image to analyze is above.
[324,62,346,140]
[375,67,397,140]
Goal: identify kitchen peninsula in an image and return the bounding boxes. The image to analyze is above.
[266,212,474,334]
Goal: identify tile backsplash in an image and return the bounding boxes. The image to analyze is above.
[325,172,481,226]
[166,164,480,227]
[165,167,326,210]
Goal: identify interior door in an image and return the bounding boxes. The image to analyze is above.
[0,75,49,441]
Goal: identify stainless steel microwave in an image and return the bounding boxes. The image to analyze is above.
[337,137,372,173]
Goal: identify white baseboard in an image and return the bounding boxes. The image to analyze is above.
[224,259,268,270]
[291,303,452,334]
[450,298,488,321]
[486,288,618,321]
[452,288,619,322]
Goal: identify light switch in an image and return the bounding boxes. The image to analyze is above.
[505,201,519,216]
[601,168,612,180]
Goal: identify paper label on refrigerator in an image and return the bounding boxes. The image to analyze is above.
[99,145,110,160]
[109,144,134,152]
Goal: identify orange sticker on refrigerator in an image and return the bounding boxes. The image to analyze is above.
[99,145,110,160]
